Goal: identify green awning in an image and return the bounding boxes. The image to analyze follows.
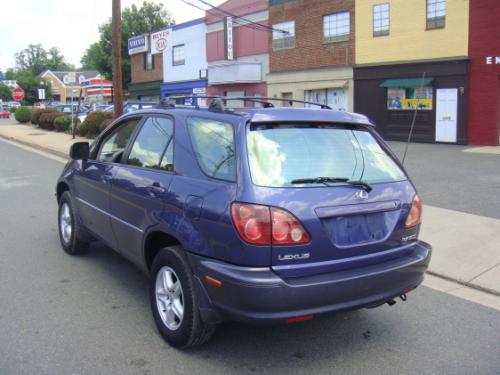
[379,78,434,88]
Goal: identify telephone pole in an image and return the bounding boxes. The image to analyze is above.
[112,0,123,116]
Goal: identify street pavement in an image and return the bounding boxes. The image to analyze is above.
[0,134,500,375]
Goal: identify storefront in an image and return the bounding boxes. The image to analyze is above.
[354,59,469,144]
[267,67,353,111]
[128,80,162,101]
[206,62,267,108]
[160,79,207,106]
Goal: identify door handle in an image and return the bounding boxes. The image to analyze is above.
[149,182,166,194]
[101,174,112,183]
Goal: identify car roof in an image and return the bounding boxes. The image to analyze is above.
[122,107,374,127]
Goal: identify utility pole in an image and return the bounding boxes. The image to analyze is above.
[112,0,123,117]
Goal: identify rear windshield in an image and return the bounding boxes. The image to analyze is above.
[246,123,406,187]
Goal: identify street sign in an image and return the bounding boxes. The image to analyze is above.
[12,87,25,101]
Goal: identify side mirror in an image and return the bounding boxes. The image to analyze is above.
[69,142,90,159]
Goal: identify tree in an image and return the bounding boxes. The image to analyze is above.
[81,1,174,88]
[0,84,12,101]
[15,44,73,76]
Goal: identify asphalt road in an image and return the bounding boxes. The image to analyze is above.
[0,139,499,375]
[388,141,500,220]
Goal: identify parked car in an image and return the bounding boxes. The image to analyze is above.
[103,100,156,114]
[54,104,89,115]
[55,97,431,348]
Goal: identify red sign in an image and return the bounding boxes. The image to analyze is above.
[12,87,25,101]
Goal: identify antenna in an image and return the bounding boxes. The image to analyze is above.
[402,72,426,165]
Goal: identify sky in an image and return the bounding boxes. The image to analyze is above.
[0,0,224,72]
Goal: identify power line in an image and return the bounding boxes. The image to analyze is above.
[180,0,289,35]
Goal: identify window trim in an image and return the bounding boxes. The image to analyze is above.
[94,116,145,164]
[323,11,351,44]
[172,44,186,66]
[272,20,296,51]
[186,115,238,183]
[426,0,446,30]
[372,3,390,37]
[122,114,176,173]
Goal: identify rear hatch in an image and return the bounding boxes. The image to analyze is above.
[244,121,420,278]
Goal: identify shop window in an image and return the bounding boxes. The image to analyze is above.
[144,52,154,71]
[273,21,295,50]
[173,44,185,66]
[323,11,350,43]
[427,0,446,29]
[373,3,390,37]
[305,88,348,112]
[387,87,433,110]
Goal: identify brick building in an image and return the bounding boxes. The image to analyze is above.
[267,0,355,110]
[467,0,500,145]
[128,34,164,100]
[40,70,101,103]
[206,0,269,106]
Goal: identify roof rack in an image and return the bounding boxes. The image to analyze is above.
[157,96,332,111]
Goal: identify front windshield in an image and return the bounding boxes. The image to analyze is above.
[246,123,406,187]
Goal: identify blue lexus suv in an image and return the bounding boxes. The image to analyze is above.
[56,97,431,348]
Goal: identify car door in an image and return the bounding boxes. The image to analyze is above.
[109,115,175,264]
[73,117,142,249]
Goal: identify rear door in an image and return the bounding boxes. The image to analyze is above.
[109,115,175,264]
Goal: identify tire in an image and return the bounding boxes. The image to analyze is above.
[150,246,216,348]
[58,191,89,256]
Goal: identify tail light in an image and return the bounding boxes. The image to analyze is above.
[231,203,310,245]
[405,194,422,228]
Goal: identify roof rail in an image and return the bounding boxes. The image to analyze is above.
[156,96,332,111]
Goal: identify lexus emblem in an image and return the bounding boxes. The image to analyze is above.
[355,190,369,200]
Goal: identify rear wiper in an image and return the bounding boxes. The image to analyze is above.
[291,177,373,192]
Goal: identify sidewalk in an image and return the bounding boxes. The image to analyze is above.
[1,121,499,296]
[0,122,91,159]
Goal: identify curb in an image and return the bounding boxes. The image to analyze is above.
[426,270,500,297]
[0,132,69,160]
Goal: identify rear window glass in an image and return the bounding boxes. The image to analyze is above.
[247,123,406,187]
[187,117,236,181]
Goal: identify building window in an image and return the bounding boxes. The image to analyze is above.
[427,0,446,29]
[173,44,185,66]
[323,11,350,43]
[272,21,295,50]
[373,3,390,36]
[144,52,154,71]
[387,87,433,111]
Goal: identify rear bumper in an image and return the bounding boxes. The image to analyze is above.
[188,241,432,324]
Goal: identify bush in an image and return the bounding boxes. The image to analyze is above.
[83,111,114,136]
[31,108,57,125]
[99,118,114,132]
[9,107,17,113]
[54,115,80,132]
[76,122,88,137]
[14,106,31,123]
[39,112,65,130]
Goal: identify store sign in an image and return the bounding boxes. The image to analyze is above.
[151,29,171,55]
[485,56,500,65]
[128,35,149,55]
[224,16,234,61]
